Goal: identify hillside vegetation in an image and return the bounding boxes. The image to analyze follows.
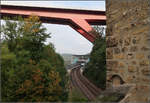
[1,16,68,102]
[83,26,106,89]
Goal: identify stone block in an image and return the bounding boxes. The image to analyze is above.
[106,48,113,59]
[107,61,118,71]
[136,53,145,59]
[106,24,113,36]
[141,67,150,76]
[127,53,134,59]
[130,46,138,52]
[106,37,118,47]
[118,62,125,68]
[120,69,125,74]
[131,61,137,65]
[114,47,120,54]
[118,38,123,46]
[124,37,131,46]
[126,75,134,83]
[141,77,150,84]
[137,85,150,92]
[114,53,125,59]
[106,73,113,81]
[122,47,128,53]
[132,36,141,44]
[141,46,150,51]
[139,60,150,66]
[128,66,136,72]
[132,26,149,35]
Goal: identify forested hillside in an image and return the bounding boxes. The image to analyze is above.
[1,16,68,102]
[83,26,106,89]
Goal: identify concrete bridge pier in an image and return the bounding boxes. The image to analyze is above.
[106,0,150,102]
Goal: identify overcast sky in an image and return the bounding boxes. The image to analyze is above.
[1,1,105,55]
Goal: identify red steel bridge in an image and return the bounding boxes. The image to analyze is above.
[1,5,106,43]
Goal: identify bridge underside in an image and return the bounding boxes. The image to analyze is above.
[1,5,106,43]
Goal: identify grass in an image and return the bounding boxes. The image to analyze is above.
[95,93,125,102]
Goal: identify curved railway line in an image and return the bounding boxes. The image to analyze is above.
[70,65,101,101]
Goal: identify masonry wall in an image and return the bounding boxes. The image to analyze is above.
[106,0,150,102]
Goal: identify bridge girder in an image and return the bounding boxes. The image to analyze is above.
[1,5,106,43]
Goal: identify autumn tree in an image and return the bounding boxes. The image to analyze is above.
[1,16,68,102]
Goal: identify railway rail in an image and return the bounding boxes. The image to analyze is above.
[70,65,101,101]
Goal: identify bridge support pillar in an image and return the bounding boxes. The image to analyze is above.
[106,0,150,102]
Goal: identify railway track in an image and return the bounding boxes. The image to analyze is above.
[70,66,101,101]
[76,68,101,97]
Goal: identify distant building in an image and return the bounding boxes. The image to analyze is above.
[71,54,90,65]
[61,53,90,69]
[61,54,73,67]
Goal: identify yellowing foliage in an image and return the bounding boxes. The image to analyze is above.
[15,63,63,102]
[1,15,68,102]
[24,16,41,33]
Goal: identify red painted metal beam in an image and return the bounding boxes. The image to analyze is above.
[1,5,106,43]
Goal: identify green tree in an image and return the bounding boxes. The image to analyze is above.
[1,43,17,101]
[83,26,106,89]
[1,16,68,102]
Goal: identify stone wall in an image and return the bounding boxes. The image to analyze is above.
[106,0,150,102]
